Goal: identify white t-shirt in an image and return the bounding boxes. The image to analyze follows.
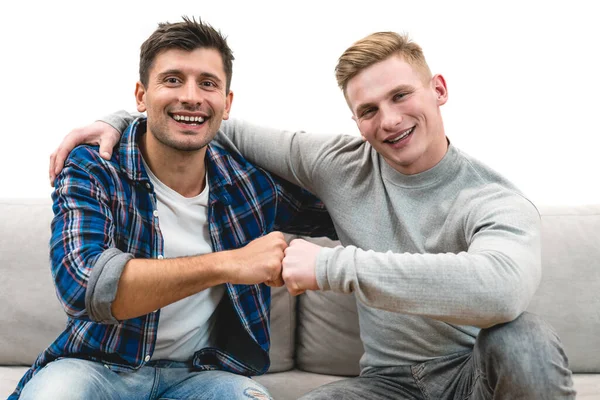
[143,160,225,361]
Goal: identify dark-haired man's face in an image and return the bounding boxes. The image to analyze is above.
[135,47,233,152]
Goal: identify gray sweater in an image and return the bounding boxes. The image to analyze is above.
[104,113,541,370]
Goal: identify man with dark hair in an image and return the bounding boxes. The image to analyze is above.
[11,17,334,400]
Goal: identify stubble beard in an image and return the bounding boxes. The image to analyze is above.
[148,118,218,152]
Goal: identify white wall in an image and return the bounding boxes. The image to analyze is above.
[1,0,598,205]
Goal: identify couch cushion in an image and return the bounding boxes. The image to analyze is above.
[267,285,296,372]
[295,236,364,376]
[254,369,346,400]
[527,204,600,373]
[296,290,363,376]
[0,199,66,365]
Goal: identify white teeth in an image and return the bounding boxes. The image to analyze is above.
[388,127,414,143]
[173,115,205,123]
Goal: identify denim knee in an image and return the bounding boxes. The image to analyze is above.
[473,312,575,398]
[20,358,116,400]
[475,312,561,366]
[158,370,272,400]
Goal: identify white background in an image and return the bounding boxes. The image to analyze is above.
[1,0,598,205]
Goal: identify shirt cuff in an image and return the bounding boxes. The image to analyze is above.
[316,247,335,291]
[85,248,134,324]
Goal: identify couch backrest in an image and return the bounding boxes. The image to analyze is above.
[1,199,599,375]
[529,204,600,372]
[0,199,66,365]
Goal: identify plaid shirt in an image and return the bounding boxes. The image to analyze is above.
[11,118,335,399]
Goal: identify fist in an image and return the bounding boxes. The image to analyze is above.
[229,231,287,286]
[282,239,322,296]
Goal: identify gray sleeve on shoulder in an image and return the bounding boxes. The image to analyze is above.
[99,110,142,134]
[85,248,134,324]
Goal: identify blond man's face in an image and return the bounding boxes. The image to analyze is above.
[346,55,449,175]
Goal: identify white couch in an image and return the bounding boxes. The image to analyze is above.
[1,199,599,399]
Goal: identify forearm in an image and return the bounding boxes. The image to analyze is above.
[317,246,541,329]
[111,251,233,320]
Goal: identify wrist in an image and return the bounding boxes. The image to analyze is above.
[206,250,235,284]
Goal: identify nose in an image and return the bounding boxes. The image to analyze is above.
[179,81,203,107]
[380,107,403,132]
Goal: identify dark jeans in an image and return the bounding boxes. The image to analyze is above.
[300,313,575,400]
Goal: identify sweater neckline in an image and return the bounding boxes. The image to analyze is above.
[380,142,461,188]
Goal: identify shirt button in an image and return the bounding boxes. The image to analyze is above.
[153,210,159,217]
[157,255,164,260]
[145,355,151,362]
[146,183,151,189]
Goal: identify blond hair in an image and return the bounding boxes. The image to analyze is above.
[335,32,432,93]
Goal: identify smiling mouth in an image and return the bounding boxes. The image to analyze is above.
[170,113,207,126]
[385,127,415,144]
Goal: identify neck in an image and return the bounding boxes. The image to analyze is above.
[392,135,450,176]
[140,133,207,198]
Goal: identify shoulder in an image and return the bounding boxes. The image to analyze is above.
[62,145,122,189]
[453,147,539,219]
[455,147,525,197]
[66,145,119,169]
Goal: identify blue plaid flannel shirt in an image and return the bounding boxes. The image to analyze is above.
[10,118,335,399]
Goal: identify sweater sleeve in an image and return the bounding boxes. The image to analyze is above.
[99,110,142,134]
[217,119,336,194]
[316,192,541,329]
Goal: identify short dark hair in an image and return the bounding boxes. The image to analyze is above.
[139,16,234,93]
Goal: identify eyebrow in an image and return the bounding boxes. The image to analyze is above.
[355,84,413,115]
[157,69,223,84]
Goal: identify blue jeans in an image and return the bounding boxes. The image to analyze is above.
[301,313,576,399]
[19,359,271,400]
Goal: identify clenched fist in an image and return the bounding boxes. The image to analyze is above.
[226,231,288,286]
[282,239,323,296]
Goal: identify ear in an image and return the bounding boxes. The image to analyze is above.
[351,114,367,141]
[135,81,147,113]
[432,74,448,106]
[222,90,234,120]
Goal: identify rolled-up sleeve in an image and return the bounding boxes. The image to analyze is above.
[50,151,133,324]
